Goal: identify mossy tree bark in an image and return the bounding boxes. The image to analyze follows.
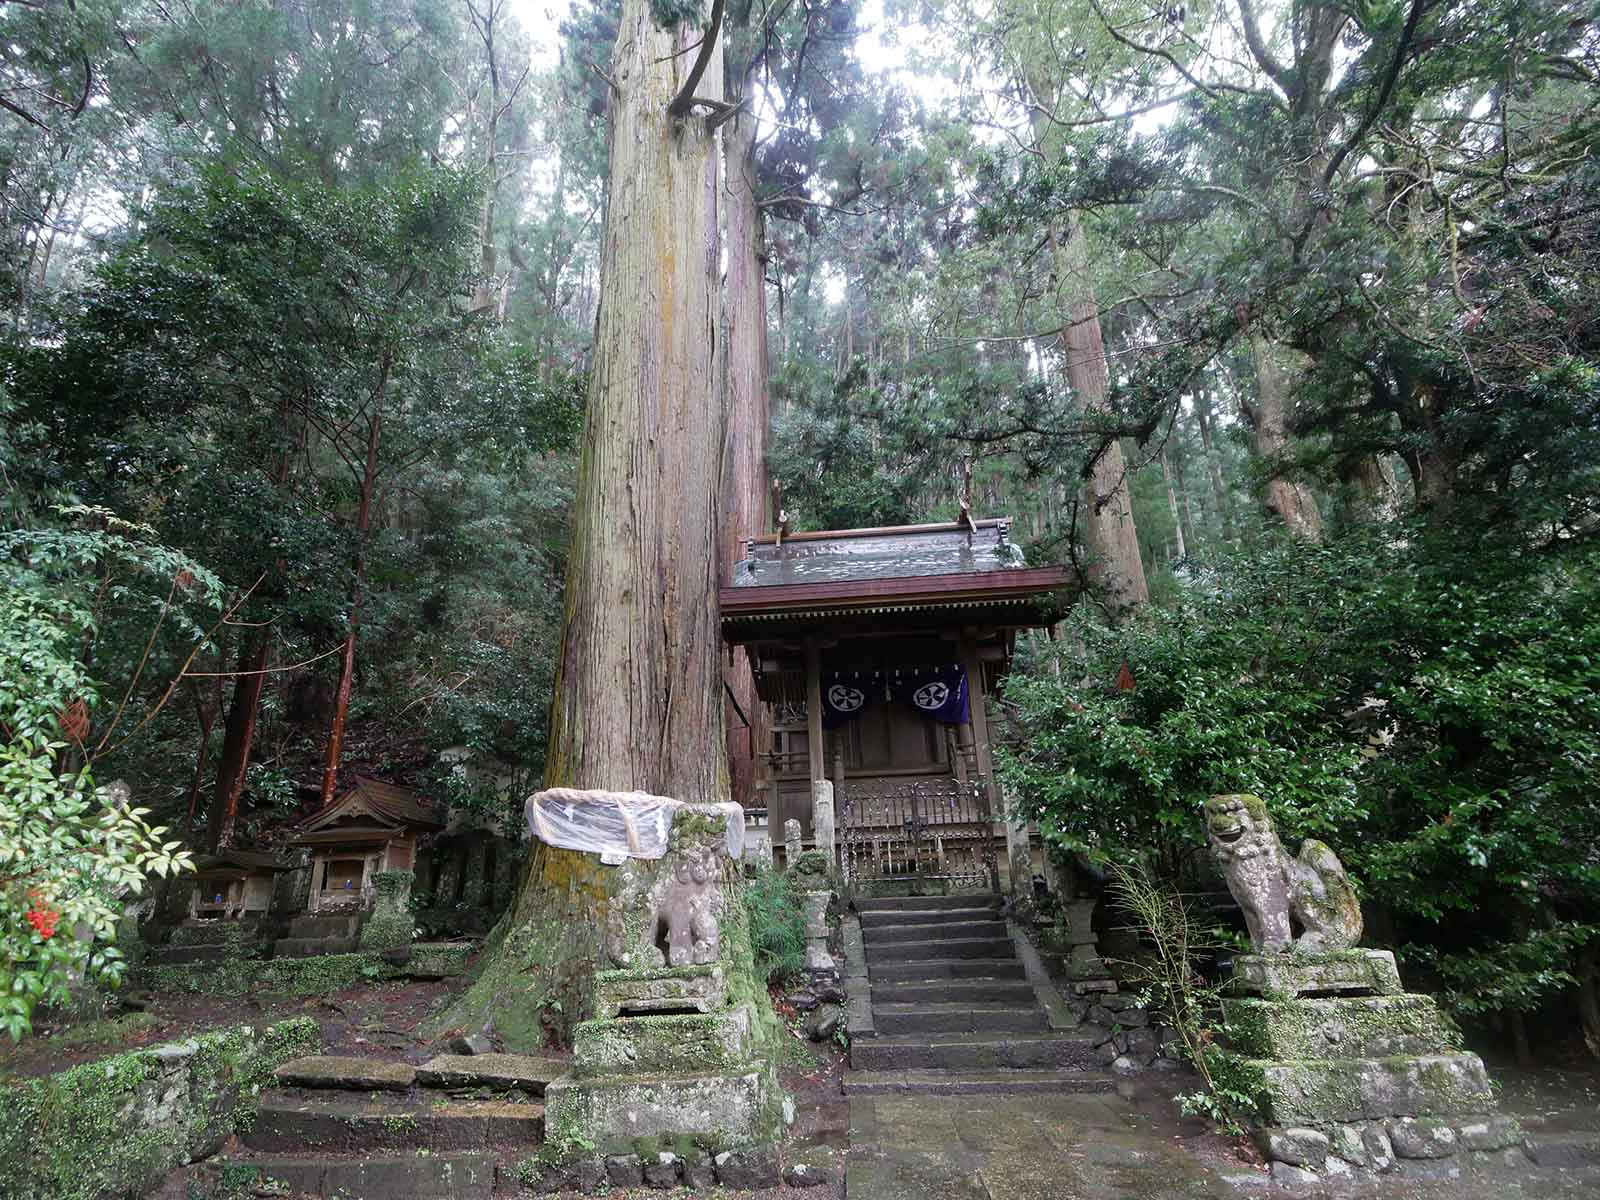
[433,0,729,1050]
[1051,213,1150,619]
[1245,333,1324,541]
[721,101,770,807]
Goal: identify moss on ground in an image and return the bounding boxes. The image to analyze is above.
[132,945,467,997]
[0,1017,319,1200]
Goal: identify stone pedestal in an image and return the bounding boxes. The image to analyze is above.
[801,889,836,978]
[1227,951,1523,1185]
[810,780,836,864]
[1231,949,1402,998]
[539,801,787,1168]
[1059,898,1115,994]
[357,870,414,950]
[790,847,838,986]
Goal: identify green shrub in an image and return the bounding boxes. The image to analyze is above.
[1002,526,1600,1032]
[742,867,806,985]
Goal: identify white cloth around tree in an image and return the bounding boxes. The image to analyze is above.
[524,787,746,862]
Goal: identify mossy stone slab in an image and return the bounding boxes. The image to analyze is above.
[1253,1051,1494,1125]
[1223,993,1462,1059]
[1231,950,1403,997]
[542,1063,784,1154]
[416,1053,567,1093]
[594,963,727,1016]
[572,1003,755,1077]
[273,1055,415,1091]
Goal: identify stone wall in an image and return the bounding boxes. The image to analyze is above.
[132,943,470,997]
[0,1017,320,1200]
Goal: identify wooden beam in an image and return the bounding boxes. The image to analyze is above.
[961,638,1003,893]
[804,638,825,792]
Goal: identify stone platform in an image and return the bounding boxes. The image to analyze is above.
[1225,950,1523,1188]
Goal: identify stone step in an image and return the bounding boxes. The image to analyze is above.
[843,1068,1118,1097]
[872,1003,1047,1036]
[145,944,234,965]
[850,1031,1102,1072]
[205,1152,495,1200]
[275,1056,416,1091]
[245,1092,543,1153]
[864,937,1015,964]
[862,919,1009,944]
[868,957,1028,983]
[169,920,260,947]
[855,894,1002,913]
[416,1053,567,1094]
[272,935,360,958]
[870,978,1038,1006]
[857,906,1002,928]
[288,913,364,940]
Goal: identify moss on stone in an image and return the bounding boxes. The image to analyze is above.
[1224,994,1461,1059]
[0,1017,319,1200]
[132,946,466,998]
[573,1005,754,1076]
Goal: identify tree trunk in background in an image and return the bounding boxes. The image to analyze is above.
[1246,334,1324,540]
[1194,389,1232,538]
[1160,449,1187,560]
[1052,215,1149,618]
[722,104,771,808]
[319,358,389,806]
[1339,450,1400,521]
[433,0,728,1049]
[207,635,269,851]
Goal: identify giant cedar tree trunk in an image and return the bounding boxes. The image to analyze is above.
[1051,215,1149,618]
[1246,334,1324,540]
[722,106,770,807]
[432,1,728,1050]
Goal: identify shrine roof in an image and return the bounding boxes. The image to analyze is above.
[292,776,443,841]
[193,848,296,875]
[721,519,1069,633]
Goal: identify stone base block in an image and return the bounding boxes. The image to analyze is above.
[593,964,726,1016]
[542,1064,783,1154]
[1254,1052,1494,1125]
[1223,993,1461,1059]
[1256,1114,1523,1185]
[1231,950,1402,997]
[572,1004,755,1077]
[1066,943,1111,981]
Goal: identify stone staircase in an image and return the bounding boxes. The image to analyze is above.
[845,893,1115,1096]
[272,912,367,957]
[144,919,265,965]
[190,1053,557,1199]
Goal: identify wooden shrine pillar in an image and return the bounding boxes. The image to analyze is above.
[803,637,836,861]
[961,638,1015,897]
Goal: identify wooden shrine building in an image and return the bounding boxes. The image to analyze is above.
[720,519,1066,892]
[188,848,295,921]
[291,776,444,912]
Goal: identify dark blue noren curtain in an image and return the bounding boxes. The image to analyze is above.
[890,665,969,725]
[821,672,874,728]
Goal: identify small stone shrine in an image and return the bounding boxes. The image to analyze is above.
[1207,795,1525,1187]
[528,788,789,1188]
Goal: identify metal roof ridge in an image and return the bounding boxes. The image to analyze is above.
[747,517,1009,546]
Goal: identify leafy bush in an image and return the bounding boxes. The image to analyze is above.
[742,867,806,985]
[1,508,203,1038]
[1002,526,1600,1038]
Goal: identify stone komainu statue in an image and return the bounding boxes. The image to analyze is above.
[654,842,723,967]
[1205,794,1363,953]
